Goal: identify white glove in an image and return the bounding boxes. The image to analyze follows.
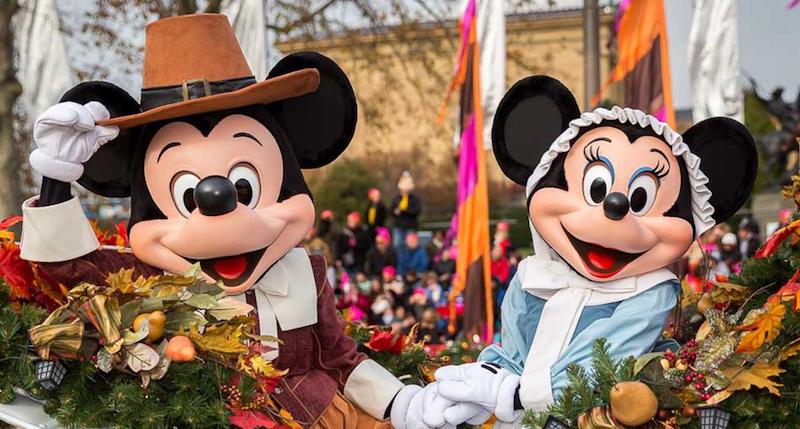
[30,101,119,182]
[391,384,459,429]
[435,362,522,423]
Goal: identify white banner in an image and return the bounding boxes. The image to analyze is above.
[222,0,269,79]
[687,0,743,122]
[14,0,76,118]
[476,0,505,148]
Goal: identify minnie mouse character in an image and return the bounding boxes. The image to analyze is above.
[418,76,758,427]
[18,13,433,429]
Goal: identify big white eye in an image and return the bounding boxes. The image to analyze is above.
[171,172,201,218]
[628,174,658,216]
[582,163,613,206]
[228,163,261,209]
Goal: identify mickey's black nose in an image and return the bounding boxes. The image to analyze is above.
[194,175,237,216]
[603,192,629,221]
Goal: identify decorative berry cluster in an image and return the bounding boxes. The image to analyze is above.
[661,340,715,401]
[221,382,269,411]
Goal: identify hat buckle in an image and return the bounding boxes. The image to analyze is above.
[181,78,212,101]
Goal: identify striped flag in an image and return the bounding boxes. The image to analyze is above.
[440,0,496,339]
[595,0,675,127]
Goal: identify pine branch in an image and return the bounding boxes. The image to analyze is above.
[566,364,595,411]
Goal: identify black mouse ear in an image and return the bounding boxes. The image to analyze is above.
[267,52,356,169]
[59,81,142,197]
[683,117,758,224]
[491,75,580,185]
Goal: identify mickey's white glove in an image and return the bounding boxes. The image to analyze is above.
[30,101,119,182]
[391,384,462,429]
[435,362,522,424]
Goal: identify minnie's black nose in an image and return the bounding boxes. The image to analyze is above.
[194,175,237,216]
[603,192,629,221]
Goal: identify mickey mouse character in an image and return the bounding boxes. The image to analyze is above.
[417,76,758,427]
[18,14,433,429]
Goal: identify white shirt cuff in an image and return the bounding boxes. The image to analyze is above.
[343,359,404,419]
[518,367,555,412]
[20,196,99,262]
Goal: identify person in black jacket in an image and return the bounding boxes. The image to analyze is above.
[738,216,761,260]
[364,187,387,242]
[433,247,456,289]
[335,211,370,276]
[364,227,397,278]
[390,171,422,250]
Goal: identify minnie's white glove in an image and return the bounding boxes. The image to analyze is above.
[435,362,522,424]
[29,101,119,182]
[391,384,464,429]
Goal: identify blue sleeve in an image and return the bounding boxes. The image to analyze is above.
[416,250,429,273]
[397,250,407,275]
[549,281,679,391]
[477,273,544,375]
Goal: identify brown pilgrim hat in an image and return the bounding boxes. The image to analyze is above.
[98,13,320,130]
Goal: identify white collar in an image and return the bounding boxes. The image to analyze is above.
[518,255,676,306]
[251,247,318,331]
[231,247,318,360]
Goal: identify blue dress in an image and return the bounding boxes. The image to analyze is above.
[479,272,679,395]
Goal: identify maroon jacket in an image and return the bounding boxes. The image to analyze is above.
[40,249,374,427]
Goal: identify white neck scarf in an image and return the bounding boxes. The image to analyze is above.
[230,247,318,360]
[516,255,675,410]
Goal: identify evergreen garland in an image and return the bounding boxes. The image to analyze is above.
[1,283,232,429]
[521,338,638,428]
[0,286,48,403]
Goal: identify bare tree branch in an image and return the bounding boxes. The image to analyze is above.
[176,0,198,15]
[0,0,22,215]
[269,0,340,35]
[205,0,223,13]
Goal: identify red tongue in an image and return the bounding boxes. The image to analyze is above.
[213,256,248,280]
[587,250,615,271]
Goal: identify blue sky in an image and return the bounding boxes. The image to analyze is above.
[665,0,800,109]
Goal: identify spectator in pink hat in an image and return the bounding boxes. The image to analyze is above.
[365,227,397,278]
[317,209,338,245]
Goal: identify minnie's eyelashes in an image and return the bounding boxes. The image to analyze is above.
[584,143,669,180]
[652,161,670,179]
[583,143,602,163]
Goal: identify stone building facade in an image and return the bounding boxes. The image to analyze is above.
[276,8,617,218]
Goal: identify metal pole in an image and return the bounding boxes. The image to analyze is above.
[583,0,600,109]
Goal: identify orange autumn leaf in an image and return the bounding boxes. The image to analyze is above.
[736,302,786,353]
[720,363,784,396]
[779,341,800,362]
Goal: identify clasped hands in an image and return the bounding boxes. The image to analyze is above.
[391,362,521,429]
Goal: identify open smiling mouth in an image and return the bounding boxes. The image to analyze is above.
[187,247,267,286]
[563,227,645,279]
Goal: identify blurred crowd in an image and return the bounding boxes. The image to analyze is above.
[303,171,520,344]
[303,170,786,342]
[682,212,786,291]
